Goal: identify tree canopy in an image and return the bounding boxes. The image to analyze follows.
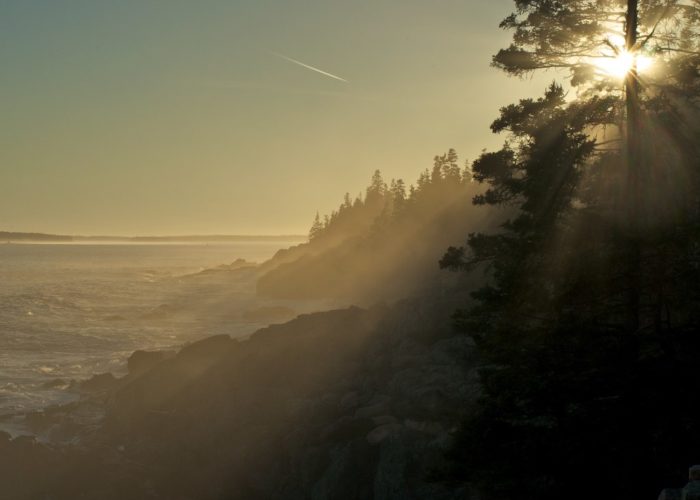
[440,1,700,498]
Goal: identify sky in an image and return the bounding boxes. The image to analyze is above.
[0,0,551,236]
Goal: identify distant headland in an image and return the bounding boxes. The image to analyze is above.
[0,231,306,243]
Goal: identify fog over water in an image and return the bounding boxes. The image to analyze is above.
[0,241,300,423]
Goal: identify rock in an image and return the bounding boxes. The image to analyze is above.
[404,419,445,436]
[429,335,476,365]
[373,428,415,500]
[366,423,401,445]
[310,439,378,500]
[127,350,170,375]
[320,392,339,408]
[321,416,375,443]
[339,391,360,411]
[229,258,250,267]
[81,372,118,392]
[388,348,477,420]
[205,258,253,273]
[372,415,398,426]
[178,334,232,360]
[372,425,463,500]
[0,303,476,499]
[368,394,391,406]
[355,401,391,419]
[390,338,425,369]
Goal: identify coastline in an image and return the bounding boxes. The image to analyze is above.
[0,296,476,499]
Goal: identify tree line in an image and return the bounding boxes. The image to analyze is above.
[307,149,472,246]
[257,150,483,301]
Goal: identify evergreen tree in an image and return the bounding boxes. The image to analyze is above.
[442,88,700,500]
[365,169,387,206]
[440,1,700,498]
[353,193,363,208]
[389,178,407,214]
[484,0,700,338]
[439,148,462,184]
[416,169,431,192]
[493,0,700,228]
[308,212,323,241]
[431,155,443,184]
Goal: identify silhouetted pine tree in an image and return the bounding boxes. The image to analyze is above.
[308,212,323,241]
[439,2,700,498]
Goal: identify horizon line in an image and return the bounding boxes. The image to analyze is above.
[0,230,307,240]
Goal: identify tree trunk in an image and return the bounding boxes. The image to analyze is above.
[625,0,641,333]
[625,0,640,210]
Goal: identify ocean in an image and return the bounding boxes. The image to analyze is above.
[0,241,296,424]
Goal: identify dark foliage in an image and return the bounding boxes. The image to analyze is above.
[441,1,700,497]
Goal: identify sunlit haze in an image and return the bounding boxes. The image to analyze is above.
[3,1,700,498]
[0,0,548,236]
[591,34,654,79]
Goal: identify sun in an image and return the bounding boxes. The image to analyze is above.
[594,50,653,79]
[590,35,653,79]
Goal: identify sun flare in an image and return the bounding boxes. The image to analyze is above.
[594,50,653,78]
[591,35,653,79]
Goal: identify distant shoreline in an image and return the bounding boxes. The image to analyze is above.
[0,231,307,244]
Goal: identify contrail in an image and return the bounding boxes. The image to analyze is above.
[270,51,348,83]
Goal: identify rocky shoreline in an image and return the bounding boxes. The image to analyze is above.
[0,297,480,499]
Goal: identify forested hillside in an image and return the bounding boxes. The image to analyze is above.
[257,150,492,302]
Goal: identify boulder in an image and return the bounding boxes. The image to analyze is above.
[127,350,170,375]
[321,416,375,443]
[355,401,391,419]
[366,423,401,445]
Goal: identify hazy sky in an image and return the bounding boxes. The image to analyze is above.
[1,0,550,236]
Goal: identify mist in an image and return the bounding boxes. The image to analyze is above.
[0,155,486,499]
[5,0,700,498]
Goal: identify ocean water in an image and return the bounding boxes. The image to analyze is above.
[0,241,294,421]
